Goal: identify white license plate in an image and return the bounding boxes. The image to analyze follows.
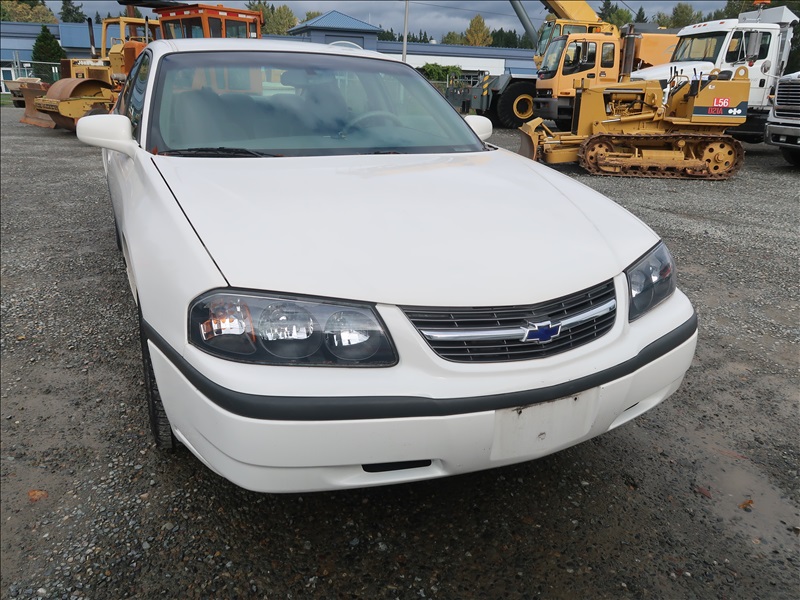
[490,389,600,461]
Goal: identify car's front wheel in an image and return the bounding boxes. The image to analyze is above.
[139,308,178,451]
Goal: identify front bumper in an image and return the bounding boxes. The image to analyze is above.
[765,121,800,150]
[145,293,698,493]
[533,96,572,122]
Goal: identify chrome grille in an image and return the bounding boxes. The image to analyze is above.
[775,79,800,118]
[401,280,617,363]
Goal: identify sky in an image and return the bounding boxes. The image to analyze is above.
[42,1,739,40]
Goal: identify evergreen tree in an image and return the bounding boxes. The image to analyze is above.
[607,8,633,27]
[634,6,647,23]
[94,10,101,25]
[252,3,296,35]
[31,24,65,81]
[377,27,397,41]
[59,0,87,23]
[464,14,492,46]
[655,2,705,28]
[597,0,616,22]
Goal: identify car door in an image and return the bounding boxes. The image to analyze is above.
[106,50,153,293]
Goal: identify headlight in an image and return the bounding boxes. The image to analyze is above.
[189,291,397,366]
[625,242,677,321]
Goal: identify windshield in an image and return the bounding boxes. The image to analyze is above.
[536,21,556,56]
[540,38,566,72]
[671,32,729,62]
[148,51,484,157]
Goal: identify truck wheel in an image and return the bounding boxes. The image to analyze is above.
[497,82,536,128]
[781,148,800,167]
[12,100,25,108]
[477,108,500,127]
[139,307,178,451]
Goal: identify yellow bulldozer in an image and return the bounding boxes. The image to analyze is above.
[519,66,751,179]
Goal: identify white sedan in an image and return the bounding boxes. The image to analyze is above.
[77,38,697,493]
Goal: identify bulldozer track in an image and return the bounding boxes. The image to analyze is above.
[577,133,745,180]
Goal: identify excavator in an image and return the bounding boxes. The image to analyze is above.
[519,66,751,179]
[20,1,263,131]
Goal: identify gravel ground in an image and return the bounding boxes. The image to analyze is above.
[1,107,798,599]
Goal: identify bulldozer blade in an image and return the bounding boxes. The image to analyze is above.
[518,118,545,160]
[19,82,55,128]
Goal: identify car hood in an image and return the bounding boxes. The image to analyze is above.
[152,150,658,306]
[632,61,716,81]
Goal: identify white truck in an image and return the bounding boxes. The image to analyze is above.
[765,71,800,165]
[631,5,799,143]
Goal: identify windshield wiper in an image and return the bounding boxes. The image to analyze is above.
[159,147,278,157]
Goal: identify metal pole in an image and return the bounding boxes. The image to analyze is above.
[402,0,409,63]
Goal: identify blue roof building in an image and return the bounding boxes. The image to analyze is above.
[288,11,382,50]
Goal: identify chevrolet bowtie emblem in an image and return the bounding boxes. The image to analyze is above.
[521,321,562,344]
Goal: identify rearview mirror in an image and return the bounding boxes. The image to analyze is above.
[745,32,763,62]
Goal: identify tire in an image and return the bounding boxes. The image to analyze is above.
[729,131,764,144]
[780,147,800,167]
[477,107,500,128]
[139,307,178,451]
[496,82,537,129]
[12,100,25,108]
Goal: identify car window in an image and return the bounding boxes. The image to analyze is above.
[148,51,485,156]
[116,50,151,142]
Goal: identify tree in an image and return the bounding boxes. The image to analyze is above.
[464,14,492,46]
[655,2,705,28]
[247,2,298,35]
[442,31,465,45]
[378,26,397,41]
[417,63,462,82]
[607,8,633,28]
[597,0,616,22]
[94,10,101,24]
[302,11,322,23]
[31,24,65,80]
[59,0,87,23]
[0,0,57,23]
[634,6,647,23]
[491,28,520,48]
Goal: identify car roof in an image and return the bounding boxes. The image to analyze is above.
[146,37,401,63]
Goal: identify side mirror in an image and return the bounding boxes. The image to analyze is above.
[76,114,138,158]
[745,32,763,62]
[464,114,493,141]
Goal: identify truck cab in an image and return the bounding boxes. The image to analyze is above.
[765,71,800,165]
[630,5,799,142]
[534,33,621,129]
[534,27,676,130]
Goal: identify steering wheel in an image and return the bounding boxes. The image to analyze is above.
[343,110,403,133]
